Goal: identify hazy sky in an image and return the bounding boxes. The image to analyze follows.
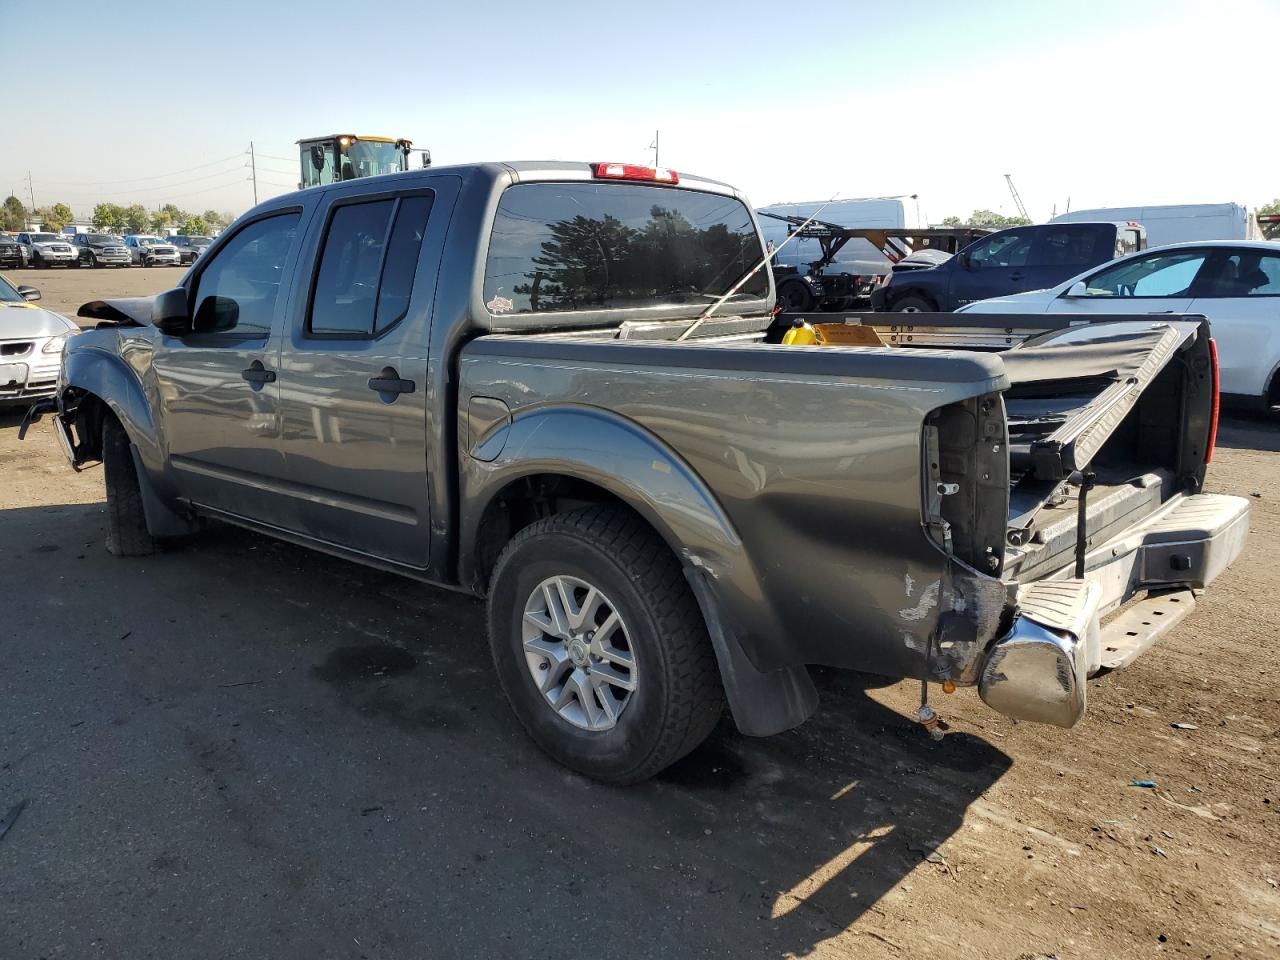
[5,0,1278,223]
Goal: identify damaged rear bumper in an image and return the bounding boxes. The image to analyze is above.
[977,492,1249,727]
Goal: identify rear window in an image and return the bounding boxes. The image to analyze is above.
[483,182,767,315]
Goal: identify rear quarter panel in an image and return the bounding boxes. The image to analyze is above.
[459,336,1009,680]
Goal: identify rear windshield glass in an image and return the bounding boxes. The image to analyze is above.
[483,182,767,315]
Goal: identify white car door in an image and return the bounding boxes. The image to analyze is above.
[1188,248,1280,403]
[1043,247,1208,319]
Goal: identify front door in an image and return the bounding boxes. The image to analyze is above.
[949,229,1035,308]
[1043,247,1208,319]
[275,189,438,567]
[152,209,305,522]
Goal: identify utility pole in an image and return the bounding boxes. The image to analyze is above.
[248,141,259,204]
[26,171,35,212]
[650,130,659,167]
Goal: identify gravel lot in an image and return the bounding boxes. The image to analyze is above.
[2,268,1277,959]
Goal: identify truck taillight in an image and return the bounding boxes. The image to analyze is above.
[1206,337,1220,464]
[592,162,679,184]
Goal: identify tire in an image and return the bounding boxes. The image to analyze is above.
[776,278,816,313]
[31,253,42,269]
[893,294,936,313]
[487,506,724,784]
[103,416,155,557]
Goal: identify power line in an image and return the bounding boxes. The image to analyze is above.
[33,152,247,187]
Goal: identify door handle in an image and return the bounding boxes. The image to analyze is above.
[368,366,416,399]
[1009,272,1024,281]
[241,360,276,386]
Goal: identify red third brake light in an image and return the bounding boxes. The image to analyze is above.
[1206,337,1220,464]
[592,162,679,184]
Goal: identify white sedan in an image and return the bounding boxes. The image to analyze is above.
[0,275,77,406]
[958,240,1280,410]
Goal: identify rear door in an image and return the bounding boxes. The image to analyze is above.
[949,229,1036,307]
[274,180,453,567]
[1044,247,1208,318]
[1188,248,1280,401]
[1024,225,1109,291]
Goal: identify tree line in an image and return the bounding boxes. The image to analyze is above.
[1,195,235,237]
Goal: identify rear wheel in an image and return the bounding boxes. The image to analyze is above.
[103,416,155,557]
[893,294,936,313]
[776,278,816,313]
[487,506,724,784]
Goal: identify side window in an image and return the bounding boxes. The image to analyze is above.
[1214,252,1280,297]
[965,232,1032,268]
[1082,251,1207,298]
[190,212,301,336]
[1031,228,1099,268]
[308,193,433,337]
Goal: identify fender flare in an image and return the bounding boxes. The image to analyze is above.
[460,405,817,736]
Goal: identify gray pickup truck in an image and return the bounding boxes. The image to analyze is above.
[24,161,1248,784]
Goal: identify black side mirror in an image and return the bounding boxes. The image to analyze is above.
[311,144,326,171]
[153,287,192,335]
[191,295,240,334]
[16,285,41,302]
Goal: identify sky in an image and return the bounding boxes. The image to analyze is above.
[4,0,1278,224]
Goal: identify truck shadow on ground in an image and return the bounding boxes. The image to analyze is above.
[3,497,1011,958]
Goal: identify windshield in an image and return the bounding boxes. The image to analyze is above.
[189,237,211,246]
[140,237,165,246]
[0,274,23,303]
[30,234,60,242]
[86,234,116,244]
[484,182,769,315]
[341,140,406,180]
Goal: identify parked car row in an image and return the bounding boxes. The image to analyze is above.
[1,233,213,268]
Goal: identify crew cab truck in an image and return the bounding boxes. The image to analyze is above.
[871,221,1146,313]
[25,161,1247,784]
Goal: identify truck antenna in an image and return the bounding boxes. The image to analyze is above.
[676,194,839,342]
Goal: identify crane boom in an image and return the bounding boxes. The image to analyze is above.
[1004,173,1029,221]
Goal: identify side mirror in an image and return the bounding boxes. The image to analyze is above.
[1065,280,1088,298]
[421,148,432,169]
[152,287,192,335]
[16,285,40,302]
[957,253,973,270]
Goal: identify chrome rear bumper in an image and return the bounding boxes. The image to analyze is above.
[978,492,1249,727]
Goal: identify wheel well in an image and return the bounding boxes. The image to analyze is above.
[64,389,111,462]
[471,474,654,593]
[891,288,936,310]
[1267,368,1280,409]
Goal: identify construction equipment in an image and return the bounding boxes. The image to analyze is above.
[757,211,992,312]
[1004,174,1030,221]
[297,134,427,189]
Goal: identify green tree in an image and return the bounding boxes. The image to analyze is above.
[123,204,150,234]
[92,202,125,231]
[36,202,75,232]
[200,209,225,228]
[179,215,210,236]
[1,195,25,231]
[1260,198,1280,216]
[940,209,1032,228]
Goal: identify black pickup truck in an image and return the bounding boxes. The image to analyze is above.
[872,221,1146,312]
[24,161,1246,784]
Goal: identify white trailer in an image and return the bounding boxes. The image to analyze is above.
[1050,202,1255,248]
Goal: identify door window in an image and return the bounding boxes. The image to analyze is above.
[190,212,301,336]
[1030,228,1100,268]
[308,193,433,336]
[1205,251,1280,297]
[963,231,1032,268]
[1081,251,1207,298]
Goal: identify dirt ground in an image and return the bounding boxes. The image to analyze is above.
[1,268,1277,959]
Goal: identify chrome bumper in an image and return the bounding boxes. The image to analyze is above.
[978,492,1250,727]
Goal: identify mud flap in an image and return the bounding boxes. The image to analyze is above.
[127,446,197,538]
[684,567,818,737]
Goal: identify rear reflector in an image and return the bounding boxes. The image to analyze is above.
[1206,337,1220,464]
[592,162,679,184]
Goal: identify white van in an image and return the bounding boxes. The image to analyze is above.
[1051,203,1255,248]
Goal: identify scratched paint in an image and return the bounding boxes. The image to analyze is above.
[899,579,939,622]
